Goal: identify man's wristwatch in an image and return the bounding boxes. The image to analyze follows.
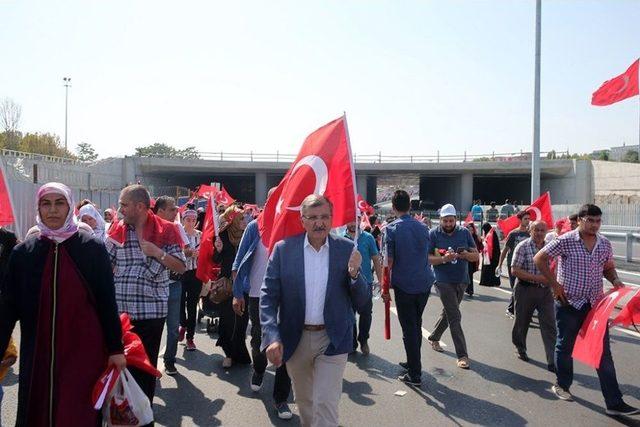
[160,251,167,262]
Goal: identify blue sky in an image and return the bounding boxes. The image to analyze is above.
[1,0,639,159]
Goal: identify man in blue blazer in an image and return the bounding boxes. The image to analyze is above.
[261,194,369,427]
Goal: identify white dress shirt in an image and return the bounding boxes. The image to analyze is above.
[303,234,330,325]
[248,241,269,298]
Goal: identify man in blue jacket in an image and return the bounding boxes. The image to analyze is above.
[261,194,368,427]
[232,204,293,420]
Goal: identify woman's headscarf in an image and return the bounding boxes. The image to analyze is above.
[220,206,244,247]
[36,182,79,243]
[78,203,107,240]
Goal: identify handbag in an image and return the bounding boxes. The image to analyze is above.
[207,276,233,304]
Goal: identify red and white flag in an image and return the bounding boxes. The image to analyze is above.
[214,186,236,207]
[197,184,218,200]
[259,116,357,251]
[612,289,640,329]
[0,167,16,225]
[360,213,372,231]
[357,195,374,216]
[592,59,639,106]
[497,192,553,235]
[196,197,221,283]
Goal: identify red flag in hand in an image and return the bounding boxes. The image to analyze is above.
[196,197,221,283]
[612,289,640,329]
[197,184,218,199]
[592,59,639,106]
[497,192,553,235]
[572,288,633,369]
[357,195,374,216]
[484,227,495,263]
[214,186,235,207]
[259,117,357,251]
[0,166,15,226]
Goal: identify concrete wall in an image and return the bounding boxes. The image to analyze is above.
[541,160,593,204]
[591,160,640,203]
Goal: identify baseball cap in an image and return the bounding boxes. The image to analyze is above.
[439,203,457,218]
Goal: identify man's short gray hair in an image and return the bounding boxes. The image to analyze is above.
[529,220,547,231]
[121,185,151,208]
[300,194,333,216]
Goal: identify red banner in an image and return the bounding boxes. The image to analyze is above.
[197,184,218,199]
[612,289,640,328]
[196,197,221,283]
[497,192,553,236]
[592,59,639,106]
[0,166,14,226]
[214,186,236,206]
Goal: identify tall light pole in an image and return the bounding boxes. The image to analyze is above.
[63,77,71,152]
[531,0,541,202]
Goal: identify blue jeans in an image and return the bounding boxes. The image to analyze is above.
[164,281,183,364]
[555,302,623,408]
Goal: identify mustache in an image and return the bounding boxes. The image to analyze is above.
[312,226,327,232]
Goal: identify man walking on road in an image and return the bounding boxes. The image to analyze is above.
[510,220,556,371]
[383,190,434,385]
[498,210,531,318]
[427,204,479,370]
[261,195,369,426]
[534,204,638,417]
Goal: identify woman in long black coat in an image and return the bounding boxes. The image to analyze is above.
[479,222,501,287]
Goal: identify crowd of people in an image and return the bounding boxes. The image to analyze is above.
[0,182,638,427]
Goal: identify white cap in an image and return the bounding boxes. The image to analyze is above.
[439,203,457,218]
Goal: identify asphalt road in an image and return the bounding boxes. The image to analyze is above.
[1,275,639,427]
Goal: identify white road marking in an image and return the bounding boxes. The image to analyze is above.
[613,327,640,339]
[474,279,512,295]
[389,306,447,347]
[618,269,640,278]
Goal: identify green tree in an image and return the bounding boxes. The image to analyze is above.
[135,142,200,159]
[76,142,99,162]
[622,150,639,163]
[596,151,609,161]
[546,150,557,159]
[19,132,73,158]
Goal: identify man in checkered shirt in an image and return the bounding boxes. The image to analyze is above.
[106,185,186,419]
[534,204,638,417]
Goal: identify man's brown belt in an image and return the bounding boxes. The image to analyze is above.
[303,324,326,331]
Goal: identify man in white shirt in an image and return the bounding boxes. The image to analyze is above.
[261,195,368,426]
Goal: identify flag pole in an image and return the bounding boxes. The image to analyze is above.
[342,112,360,247]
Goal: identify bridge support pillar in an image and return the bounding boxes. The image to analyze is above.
[255,172,267,205]
[460,173,474,211]
[356,175,368,202]
[366,176,377,205]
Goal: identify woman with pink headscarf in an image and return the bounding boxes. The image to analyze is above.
[0,182,125,426]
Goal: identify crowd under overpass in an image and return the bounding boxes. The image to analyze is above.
[120,156,593,209]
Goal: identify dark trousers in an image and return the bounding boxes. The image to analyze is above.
[507,265,516,313]
[180,270,202,340]
[130,317,165,410]
[353,284,373,347]
[466,269,475,295]
[248,296,292,403]
[555,302,623,409]
[217,295,251,363]
[511,283,556,365]
[394,287,429,380]
[428,282,468,358]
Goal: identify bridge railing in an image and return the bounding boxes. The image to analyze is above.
[1,148,84,165]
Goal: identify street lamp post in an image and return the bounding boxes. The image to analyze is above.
[531,0,541,202]
[63,77,71,152]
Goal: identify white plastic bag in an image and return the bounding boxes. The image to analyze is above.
[102,369,154,426]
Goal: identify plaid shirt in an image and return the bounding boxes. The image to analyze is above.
[106,227,186,320]
[540,229,613,309]
[511,237,547,284]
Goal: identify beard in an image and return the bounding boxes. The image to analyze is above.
[442,224,455,233]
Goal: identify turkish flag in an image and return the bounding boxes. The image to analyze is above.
[1,168,16,225]
[357,195,374,216]
[197,184,218,200]
[214,186,236,206]
[196,197,221,283]
[497,192,553,235]
[611,289,640,329]
[484,227,495,263]
[360,213,371,231]
[572,288,633,369]
[592,59,639,106]
[464,211,473,224]
[259,116,357,251]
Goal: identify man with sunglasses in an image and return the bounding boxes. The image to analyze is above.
[534,204,638,417]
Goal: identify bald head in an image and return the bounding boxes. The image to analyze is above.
[529,220,548,244]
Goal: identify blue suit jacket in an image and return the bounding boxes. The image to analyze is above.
[232,219,261,298]
[260,233,369,362]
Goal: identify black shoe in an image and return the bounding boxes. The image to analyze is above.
[164,361,178,376]
[275,402,293,420]
[605,402,639,416]
[547,364,556,373]
[397,373,421,386]
[399,361,409,370]
[250,371,264,392]
[515,351,529,362]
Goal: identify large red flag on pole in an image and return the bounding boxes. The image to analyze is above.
[591,59,639,106]
[258,116,357,251]
[0,166,15,226]
[497,192,553,235]
[214,186,236,207]
[196,197,221,283]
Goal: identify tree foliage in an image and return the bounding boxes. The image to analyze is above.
[622,149,639,163]
[76,142,99,162]
[135,142,200,159]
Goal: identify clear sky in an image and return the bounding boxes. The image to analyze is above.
[1,0,639,159]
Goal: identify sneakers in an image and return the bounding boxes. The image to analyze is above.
[186,339,196,351]
[515,351,529,362]
[164,361,178,376]
[360,341,370,356]
[399,361,409,370]
[605,402,640,416]
[397,373,421,386]
[178,326,186,342]
[275,402,293,420]
[457,357,470,369]
[429,340,444,352]
[552,384,574,401]
[251,371,264,392]
[505,310,515,319]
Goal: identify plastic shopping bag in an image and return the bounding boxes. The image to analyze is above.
[102,369,154,426]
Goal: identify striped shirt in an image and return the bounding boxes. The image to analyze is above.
[185,230,201,271]
[511,237,545,284]
[540,229,613,309]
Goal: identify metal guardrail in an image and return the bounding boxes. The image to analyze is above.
[1,148,84,165]
[600,231,640,263]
